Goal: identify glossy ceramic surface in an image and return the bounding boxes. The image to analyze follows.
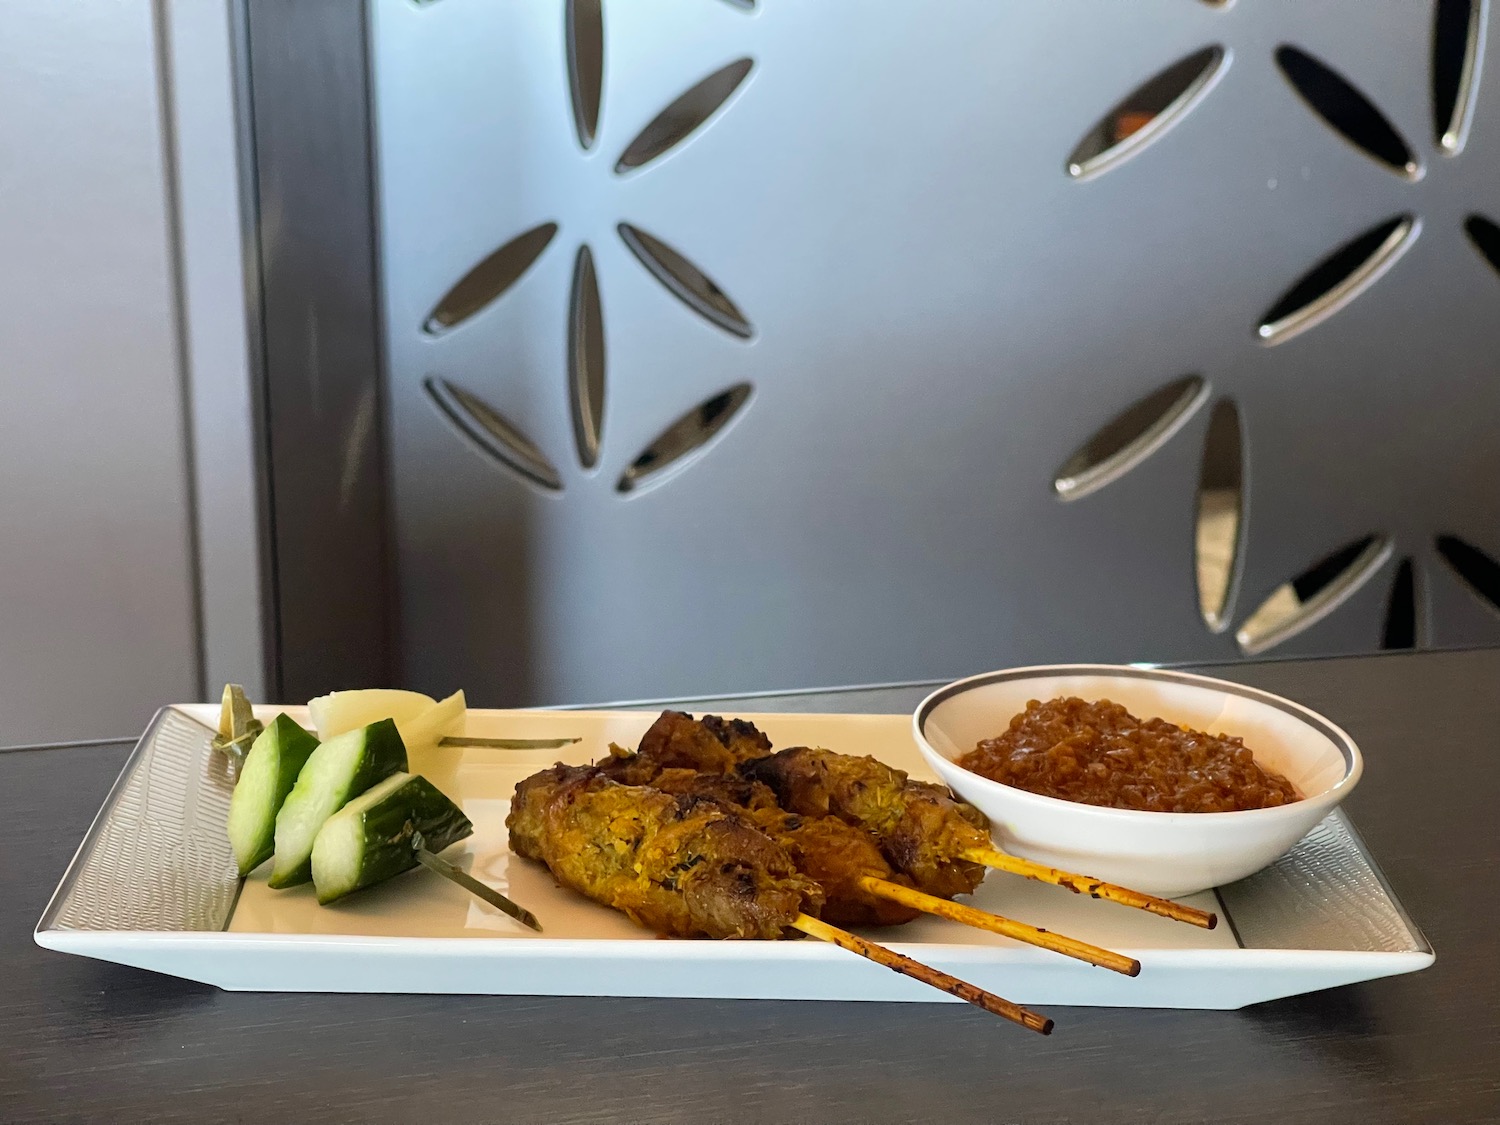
[915,665,1363,895]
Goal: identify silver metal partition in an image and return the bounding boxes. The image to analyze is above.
[251,0,1500,705]
[243,0,394,702]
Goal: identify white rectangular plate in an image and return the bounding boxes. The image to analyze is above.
[36,705,1432,1008]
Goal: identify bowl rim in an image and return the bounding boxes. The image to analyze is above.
[913,663,1364,824]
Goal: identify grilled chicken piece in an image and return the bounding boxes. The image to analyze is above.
[699,714,773,760]
[647,767,780,812]
[506,764,822,939]
[601,710,772,786]
[744,747,991,899]
[747,809,921,927]
[647,765,920,927]
[590,711,979,914]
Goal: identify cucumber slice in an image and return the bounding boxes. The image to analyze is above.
[307,689,436,742]
[311,772,473,904]
[268,718,407,888]
[226,714,319,875]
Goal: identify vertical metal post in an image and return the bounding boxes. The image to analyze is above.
[241,0,392,699]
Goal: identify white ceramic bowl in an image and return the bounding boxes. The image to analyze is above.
[913,665,1363,896]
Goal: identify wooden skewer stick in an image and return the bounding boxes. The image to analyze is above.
[962,848,1217,930]
[857,876,1140,976]
[791,913,1053,1035]
[439,736,582,750]
[413,845,543,933]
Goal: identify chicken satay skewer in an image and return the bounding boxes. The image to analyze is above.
[748,744,1217,930]
[644,765,1140,975]
[507,764,1052,1034]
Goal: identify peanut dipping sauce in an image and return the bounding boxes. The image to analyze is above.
[956,697,1301,813]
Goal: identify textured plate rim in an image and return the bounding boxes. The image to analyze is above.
[33,705,199,937]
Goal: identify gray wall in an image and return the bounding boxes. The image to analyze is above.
[0,1,202,746]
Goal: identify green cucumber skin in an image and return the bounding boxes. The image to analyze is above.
[267,719,408,888]
[345,717,409,793]
[316,775,473,904]
[268,859,314,889]
[231,714,319,875]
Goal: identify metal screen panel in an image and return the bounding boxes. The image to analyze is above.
[370,0,1500,705]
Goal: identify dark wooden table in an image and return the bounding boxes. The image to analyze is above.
[4,650,1499,1124]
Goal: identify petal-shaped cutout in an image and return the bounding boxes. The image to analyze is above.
[1465,214,1500,277]
[1432,0,1485,153]
[1236,535,1391,655]
[423,223,559,335]
[615,58,753,173]
[1053,376,1208,501]
[1196,398,1243,632]
[1382,557,1418,649]
[568,245,605,469]
[617,383,752,494]
[1274,46,1419,177]
[618,223,754,337]
[1435,534,1500,616]
[424,376,563,491]
[566,0,604,149]
[1256,216,1416,345]
[1067,46,1227,179]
